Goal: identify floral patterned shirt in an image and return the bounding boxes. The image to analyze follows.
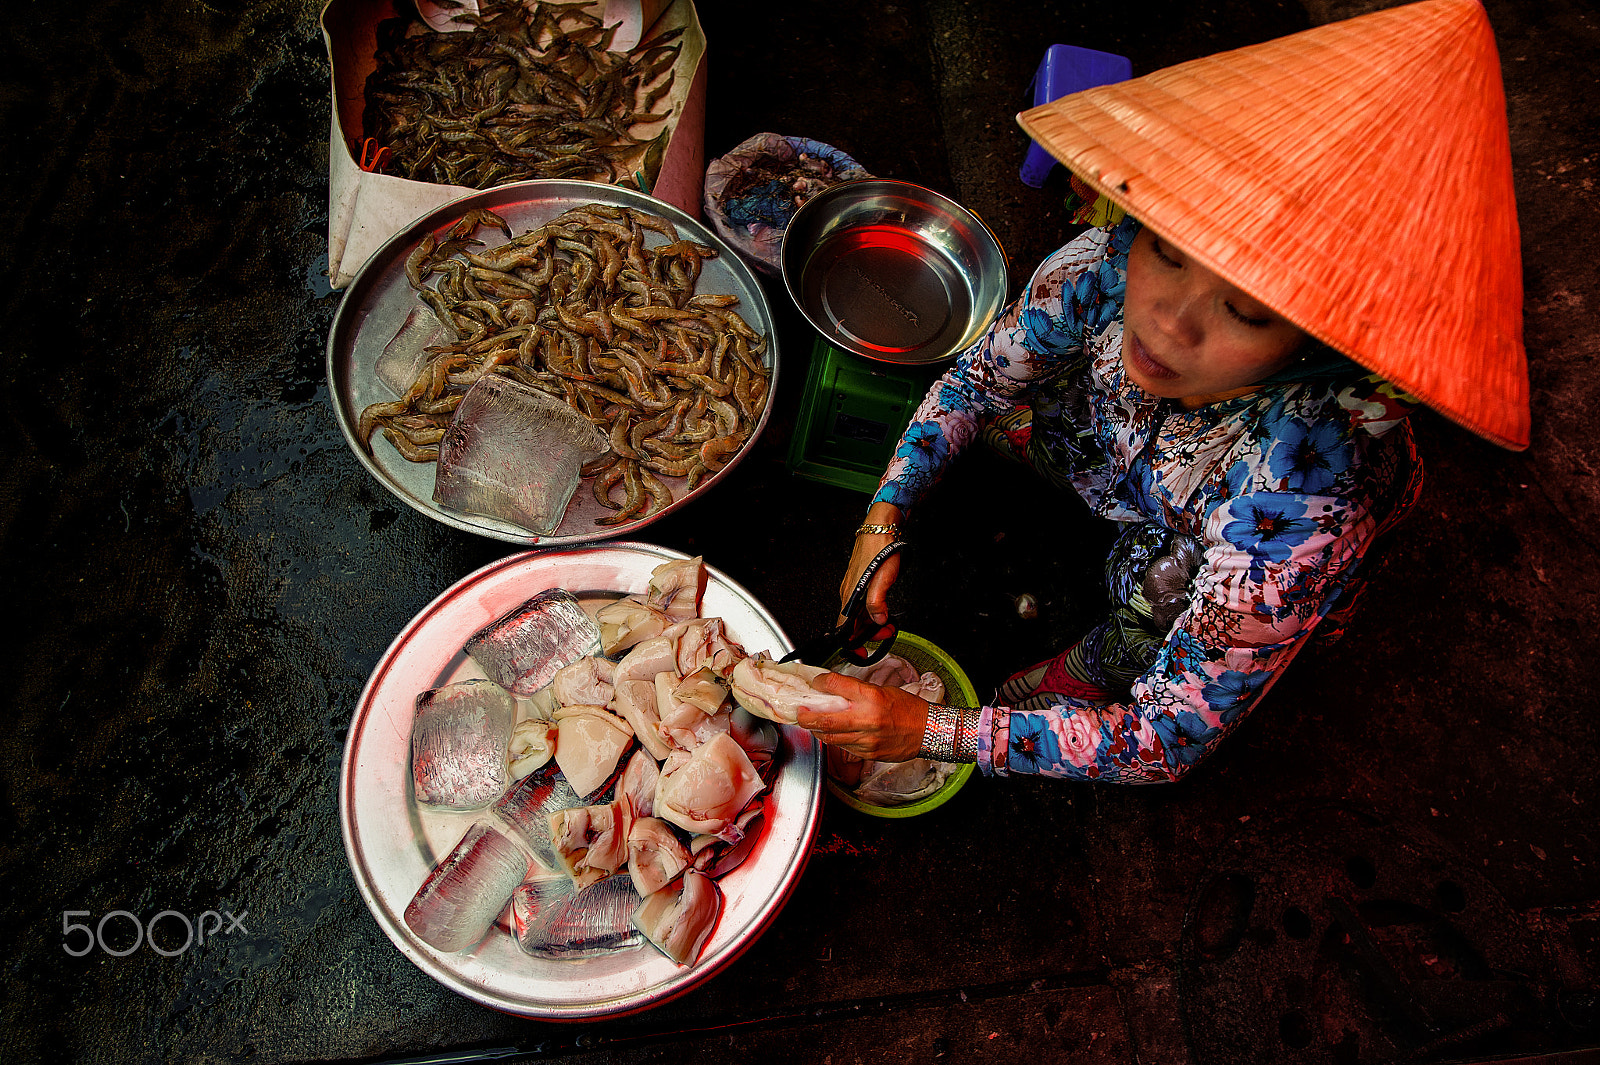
[872,219,1421,783]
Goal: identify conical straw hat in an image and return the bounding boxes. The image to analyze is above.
[1017,0,1528,449]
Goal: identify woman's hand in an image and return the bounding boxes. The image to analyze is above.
[839,502,904,637]
[795,671,926,763]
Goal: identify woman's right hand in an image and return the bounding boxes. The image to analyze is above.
[839,503,904,639]
[797,671,928,763]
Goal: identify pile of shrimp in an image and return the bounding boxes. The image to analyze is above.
[357,204,771,526]
[363,0,683,189]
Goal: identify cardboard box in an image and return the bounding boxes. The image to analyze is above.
[319,0,706,289]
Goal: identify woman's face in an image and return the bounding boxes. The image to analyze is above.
[1121,226,1307,405]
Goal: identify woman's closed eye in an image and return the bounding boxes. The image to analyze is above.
[1224,301,1273,327]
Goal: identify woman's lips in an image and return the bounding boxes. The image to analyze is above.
[1126,330,1180,380]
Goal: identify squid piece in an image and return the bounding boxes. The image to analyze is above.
[612,678,674,761]
[595,596,673,656]
[833,654,922,689]
[508,715,557,778]
[657,669,732,752]
[615,634,677,683]
[689,802,765,876]
[730,708,781,783]
[666,617,747,678]
[673,666,729,715]
[728,653,851,724]
[853,759,959,806]
[654,732,765,837]
[633,867,723,967]
[627,815,692,897]
[517,683,559,721]
[617,747,661,819]
[645,556,706,621]
[547,799,634,890]
[553,704,633,799]
[551,655,617,708]
[609,635,679,760]
[901,671,946,703]
[835,653,946,703]
[661,704,732,753]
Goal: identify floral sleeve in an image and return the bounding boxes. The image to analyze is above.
[977,483,1383,783]
[871,224,1129,514]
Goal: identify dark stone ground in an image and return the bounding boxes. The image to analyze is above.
[0,1,1597,1062]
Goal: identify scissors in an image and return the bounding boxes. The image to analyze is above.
[781,540,907,667]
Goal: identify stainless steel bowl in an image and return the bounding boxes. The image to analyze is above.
[781,179,1008,365]
[341,543,821,1019]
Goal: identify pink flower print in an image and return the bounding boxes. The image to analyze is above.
[1054,711,1103,767]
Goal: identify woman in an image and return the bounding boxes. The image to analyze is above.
[795,0,1529,782]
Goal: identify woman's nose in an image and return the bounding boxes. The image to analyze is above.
[1150,289,1204,349]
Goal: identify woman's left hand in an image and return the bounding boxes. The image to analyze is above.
[794,671,928,762]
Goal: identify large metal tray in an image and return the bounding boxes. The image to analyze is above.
[339,543,821,1019]
[326,180,780,545]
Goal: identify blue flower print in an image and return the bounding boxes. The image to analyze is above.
[1223,457,1255,496]
[1159,627,1211,679]
[1065,269,1119,341]
[1151,710,1220,767]
[1008,713,1063,773]
[1201,669,1270,724]
[1268,417,1351,494]
[1111,458,1160,516]
[895,420,949,470]
[1092,258,1126,309]
[935,379,975,413]
[1020,305,1084,356]
[1221,494,1320,581]
[1108,216,1140,264]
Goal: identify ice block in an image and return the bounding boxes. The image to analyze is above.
[432,373,611,535]
[410,678,516,811]
[493,762,587,871]
[465,588,604,696]
[512,875,644,958]
[376,307,447,396]
[404,821,534,953]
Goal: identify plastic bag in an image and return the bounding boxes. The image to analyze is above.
[703,132,871,276]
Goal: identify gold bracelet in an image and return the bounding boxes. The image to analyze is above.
[855,523,900,538]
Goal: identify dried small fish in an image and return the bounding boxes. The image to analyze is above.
[364,0,683,191]
[358,201,771,527]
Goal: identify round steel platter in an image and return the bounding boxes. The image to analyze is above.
[340,543,821,1018]
[326,180,780,544]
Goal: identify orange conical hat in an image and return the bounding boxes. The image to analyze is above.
[1018,0,1528,449]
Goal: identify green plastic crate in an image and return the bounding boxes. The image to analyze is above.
[786,338,940,493]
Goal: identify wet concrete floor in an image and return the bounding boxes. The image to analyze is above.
[1,0,1598,1062]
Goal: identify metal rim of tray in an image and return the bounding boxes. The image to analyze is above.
[325,179,780,545]
[339,542,822,1019]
